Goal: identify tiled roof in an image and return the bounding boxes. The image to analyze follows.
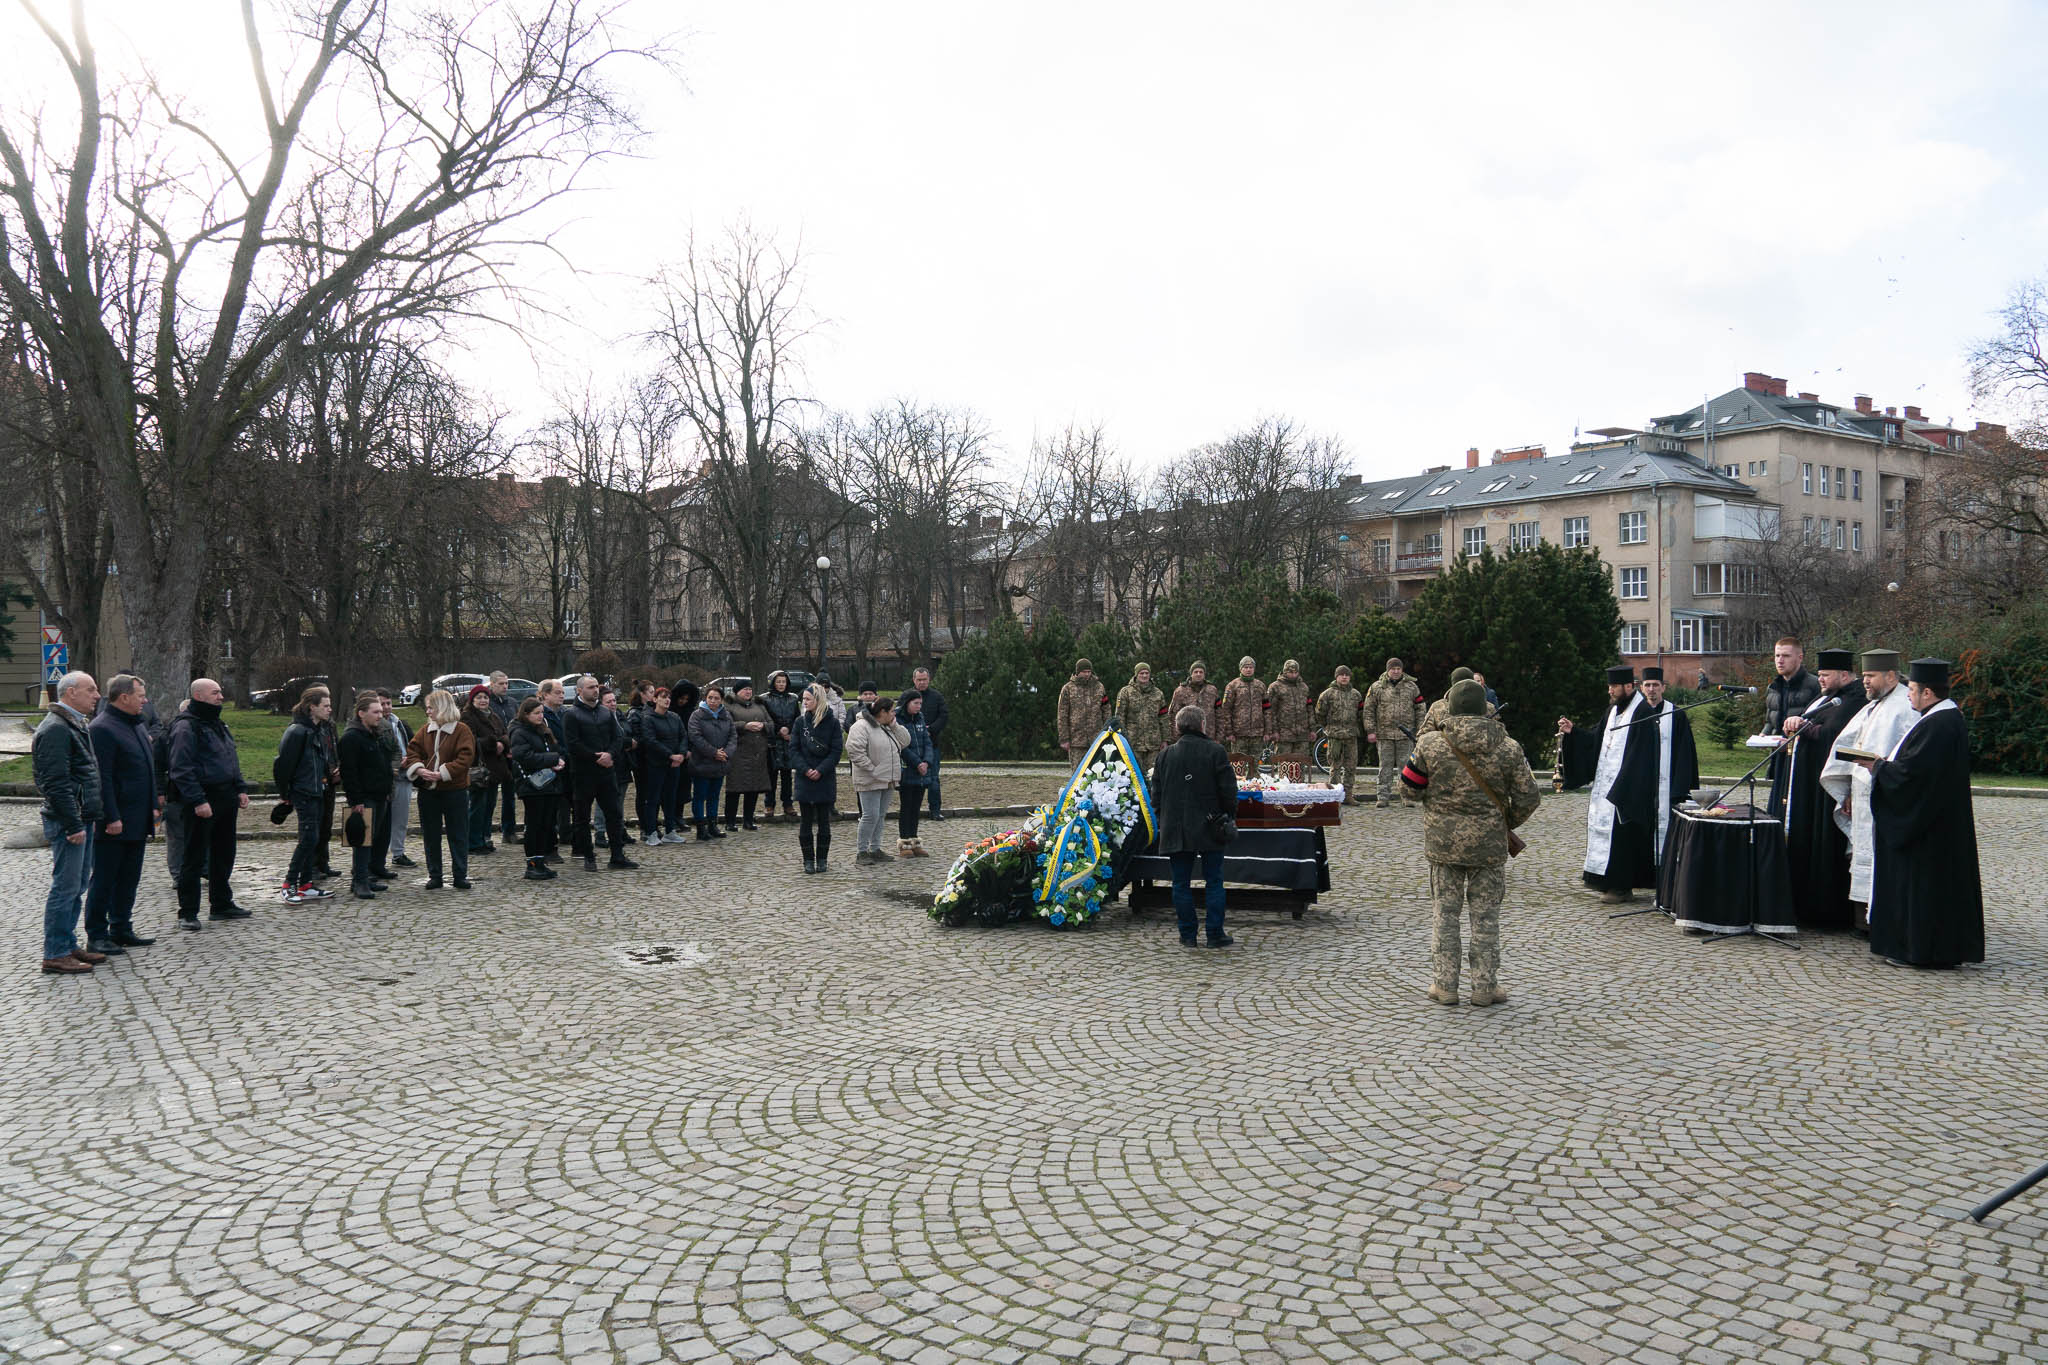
[1348,440,1751,518]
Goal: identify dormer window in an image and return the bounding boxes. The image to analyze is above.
[1379,489,1404,500]
[1566,469,1600,485]
[1427,482,1457,496]
[1482,477,1511,493]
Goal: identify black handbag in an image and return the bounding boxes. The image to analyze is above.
[1205,810,1237,845]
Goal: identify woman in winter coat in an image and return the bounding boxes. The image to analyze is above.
[403,689,477,890]
[635,686,688,843]
[459,684,513,856]
[791,683,844,874]
[685,686,736,841]
[507,697,567,880]
[761,670,802,818]
[721,679,774,831]
[896,693,938,858]
[846,696,911,865]
[277,686,336,903]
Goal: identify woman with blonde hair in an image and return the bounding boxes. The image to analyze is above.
[403,689,476,890]
[790,682,844,873]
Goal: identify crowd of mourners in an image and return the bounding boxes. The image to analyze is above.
[30,664,951,975]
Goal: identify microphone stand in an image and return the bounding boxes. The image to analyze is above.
[1971,1158,2048,1223]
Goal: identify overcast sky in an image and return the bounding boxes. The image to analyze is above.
[10,1,2048,479]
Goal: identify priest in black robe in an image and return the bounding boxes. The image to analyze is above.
[1564,666,1698,903]
[1852,657,1984,968]
[1773,647,1867,929]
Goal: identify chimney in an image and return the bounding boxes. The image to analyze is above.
[1796,392,1818,402]
[1742,371,1788,397]
[1903,405,1924,421]
[1974,420,2008,442]
[1853,395,1873,414]
[1884,406,1897,418]
[1465,447,1480,470]
[1492,444,1545,463]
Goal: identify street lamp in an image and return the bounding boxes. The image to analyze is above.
[816,555,831,675]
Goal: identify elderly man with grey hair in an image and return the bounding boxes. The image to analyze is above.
[33,671,104,974]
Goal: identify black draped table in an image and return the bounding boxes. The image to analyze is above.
[1119,827,1332,919]
[1658,807,1798,937]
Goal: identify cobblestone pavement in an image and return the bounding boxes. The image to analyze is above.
[4,793,2046,1365]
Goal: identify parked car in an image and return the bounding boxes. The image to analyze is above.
[707,669,816,698]
[398,673,489,708]
[250,675,328,712]
[504,677,539,705]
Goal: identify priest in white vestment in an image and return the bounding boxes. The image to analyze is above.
[1819,648,1918,929]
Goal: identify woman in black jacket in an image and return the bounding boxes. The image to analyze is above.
[761,670,802,819]
[336,691,396,901]
[507,698,567,880]
[635,687,688,844]
[791,682,845,873]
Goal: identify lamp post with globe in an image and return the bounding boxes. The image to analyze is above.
[816,555,831,675]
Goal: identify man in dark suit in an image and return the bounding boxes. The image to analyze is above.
[1150,706,1240,949]
[86,674,161,954]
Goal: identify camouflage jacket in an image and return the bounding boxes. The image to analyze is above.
[1220,676,1266,748]
[1399,715,1541,866]
[1315,684,1365,739]
[1363,672,1423,740]
[1056,675,1107,750]
[1168,681,1220,738]
[1265,676,1315,741]
[1114,679,1171,753]
[1419,694,1496,737]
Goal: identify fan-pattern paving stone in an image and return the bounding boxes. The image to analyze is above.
[2,793,2045,1364]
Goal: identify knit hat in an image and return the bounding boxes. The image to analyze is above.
[1449,666,1475,685]
[1076,658,1093,672]
[1134,661,1152,675]
[1189,659,1207,672]
[1239,656,1256,669]
[468,684,492,704]
[1335,664,1352,678]
[1448,680,1488,716]
[1386,656,1404,670]
[1283,658,1300,672]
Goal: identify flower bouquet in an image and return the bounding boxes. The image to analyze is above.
[930,726,1156,930]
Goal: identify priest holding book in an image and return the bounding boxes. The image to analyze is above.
[1819,649,1918,932]
[1846,657,1984,969]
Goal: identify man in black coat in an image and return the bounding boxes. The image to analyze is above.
[1150,706,1240,949]
[561,675,637,871]
[86,674,162,954]
[1763,637,1821,810]
[166,678,253,928]
[1773,647,1866,928]
[898,666,950,822]
[1852,657,1984,968]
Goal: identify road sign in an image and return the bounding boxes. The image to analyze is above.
[41,625,62,645]
[42,641,68,684]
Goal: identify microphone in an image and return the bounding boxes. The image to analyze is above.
[1716,684,1758,695]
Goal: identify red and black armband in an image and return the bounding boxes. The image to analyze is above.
[1400,758,1429,790]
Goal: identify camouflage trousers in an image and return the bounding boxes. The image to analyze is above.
[1325,738,1359,803]
[1430,860,1506,998]
[1375,736,1413,806]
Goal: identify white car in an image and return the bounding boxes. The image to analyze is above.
[398,673,489,707]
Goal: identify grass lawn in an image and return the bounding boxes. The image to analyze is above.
[0,706,295,785]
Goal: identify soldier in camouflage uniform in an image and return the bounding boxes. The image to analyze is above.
[1219,656,1266,755]
[1264,659,1315,755]
[1056,659,1108,757]
[1114,663,1171,771]
[1168,661,1221,739]
[1362,656,1423,808]
[1400,680,1541,1006]
[1314,665,1365,801]
[1418,666,1480,736]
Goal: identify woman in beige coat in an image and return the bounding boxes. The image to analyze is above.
[846,697,910,864]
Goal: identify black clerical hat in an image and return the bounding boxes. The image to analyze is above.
[1640,666,1664,682]
[1908,657,1950,687]
[1606,665,1635,685]
[1816,648,1854,670]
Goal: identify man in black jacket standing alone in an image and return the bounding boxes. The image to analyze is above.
[898,666,949,822]
[167,678,252,929]
[562,674,639,872]
[1150,706,1240,950]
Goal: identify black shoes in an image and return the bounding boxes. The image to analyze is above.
[421,877,444,890]
[353,883,379,900]
[583,856,599,872]
[695,826,712,842]
[87,937,127,956]
[392,853,417,868]
[607,856,640,870]
[929,811,948,821]
[208,905,253,920]
[1206,932,1235,949]
[544,853,564,865]
[472,842,496,854]
[452,878,473,890]
[742,820,760,831]
[110,929,155,947]
[524,862,557,880]
[1180,935,1199,948]
[709,825,727,839]
[177,917,202,932]
[803,858,817,874]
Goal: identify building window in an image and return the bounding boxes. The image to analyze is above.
[1562,516,1590,548]
[1422,531,1442,557]
[1483,477,1511,493]
[1836,467,1847,499]
[563,609,580,636]
[1672,616,1702,653]
[1619,566,1648,600]
[1508,521,1539,552]
[1693,563,1717,595]
[1834,519,1846,550]
[1883,498,1900,530]
[1702,617,1726,653]
[1851,521,1862,552]
[1371,538,1390,570]
[1722,464,1739,478]
[564,564,582,590]
[1818,466,1831,497]
[1758,459,1768,475]
[1852,469,1863,501]
[1566,469,1600,485]
[1462,526,1487,557]
[1619,511,1647,544]
[1621,623,1649,655]
[1802,463,1813,495]
[1802,515,1815,540]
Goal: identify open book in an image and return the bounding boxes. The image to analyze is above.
[1831,745,1885,763]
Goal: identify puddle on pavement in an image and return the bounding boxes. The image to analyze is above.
[616,942,713,968]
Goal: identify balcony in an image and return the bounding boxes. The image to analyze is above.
[1395,548,1443,574]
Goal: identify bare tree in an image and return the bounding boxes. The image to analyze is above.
[1154,417,1353,589]
[648,228,826,681]
[0,0,649,689]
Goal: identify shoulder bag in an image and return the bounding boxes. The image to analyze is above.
[1446,742,1527,857]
